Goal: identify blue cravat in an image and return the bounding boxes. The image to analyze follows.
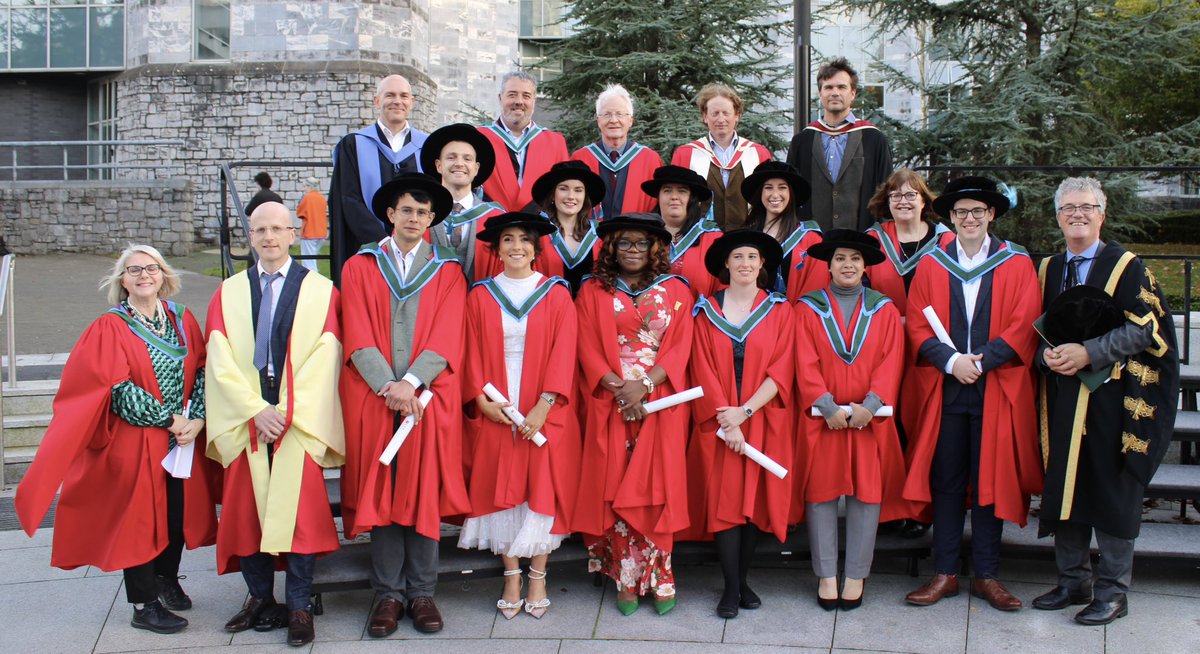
[254,272,282,371]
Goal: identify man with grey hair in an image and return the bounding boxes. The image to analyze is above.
[570,83,663,219]
[329,75,428,285]
[478,70,568,210]
[1035,177,1178,625]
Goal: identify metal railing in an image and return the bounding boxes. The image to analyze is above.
[0,254,14,488]
[0,139,187,181]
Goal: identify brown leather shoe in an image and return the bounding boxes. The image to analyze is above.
[367,597,403,638]
[287,608,314,647]
[407,596,444,633]
[972,578,1023,611]
[224,596,276,633]
[905,574,959,606]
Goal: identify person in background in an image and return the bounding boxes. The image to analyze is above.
[571,83,663,219]
[245,171,283,217]
[296,177,329,273]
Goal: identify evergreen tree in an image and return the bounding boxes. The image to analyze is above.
[831,0,1200,248]
[540,0,793,156]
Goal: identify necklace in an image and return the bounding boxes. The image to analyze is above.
[126,300,168,337]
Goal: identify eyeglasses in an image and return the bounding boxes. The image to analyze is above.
[1057,204,1102,216]
[125,264,162,276]
[950,207,992,220]
[251,225,294,237]
[615,239,652,252]
[888,191,919,202]
[597,112,632,121]
[393,207,434,220]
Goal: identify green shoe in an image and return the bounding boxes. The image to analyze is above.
[616,598,639,616]
[654,596,677,615]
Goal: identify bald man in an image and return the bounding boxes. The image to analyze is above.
[329,75,429,285]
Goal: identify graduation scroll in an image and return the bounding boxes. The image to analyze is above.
[716,427,788,479]
[810,406,894,417]
[379,389,435,465]
[481,383,548,447]
[642,386,705,413]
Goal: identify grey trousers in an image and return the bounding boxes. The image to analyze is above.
[1054,521,1134,601]
[806,496,881,579]
[370,523,439,601]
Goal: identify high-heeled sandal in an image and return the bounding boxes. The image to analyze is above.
[496,568,524,620]
[524,567,551,619]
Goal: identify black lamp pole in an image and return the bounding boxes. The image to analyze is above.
[794,0,811,131]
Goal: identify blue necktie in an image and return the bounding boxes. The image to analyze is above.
[1064,255,1089,291]
[254,272,282,372]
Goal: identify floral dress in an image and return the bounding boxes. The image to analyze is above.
[586,282,676,598]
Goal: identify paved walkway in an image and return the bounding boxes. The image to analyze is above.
[2,525,1199,654]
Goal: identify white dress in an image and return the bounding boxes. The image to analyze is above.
[458,272,566,558]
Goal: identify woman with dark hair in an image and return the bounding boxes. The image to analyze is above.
[530,160,606,294]
[459,212,581,620]
[863,168,950,316]
[642,165,722,298]
[245,171,284,217]
[794,229,908,611]
[574,213,695,616]
[742,161,828,301]
[687,230,795,618]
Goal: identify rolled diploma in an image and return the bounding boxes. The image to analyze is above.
[161,401,194,479]
[716,428,788,480]
[641,386,704,414]
[481,383,547,447]
[921,305,982,373]
[810,405,894,417]
[378,389,434,465]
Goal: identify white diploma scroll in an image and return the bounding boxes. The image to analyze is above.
[379,389,434,465]
[810,405,894,417]
[641,386,704,414]
[716,428,788,480]
[481,383,547,447]
[921,305,982,373]
[161,402,194,479]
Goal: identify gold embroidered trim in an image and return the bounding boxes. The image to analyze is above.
[1127,360,1160,387]
[1138,287,1165,317]
[1121,432,1149,455]
[1123,396,1156,421]
[1144,267,1158,291]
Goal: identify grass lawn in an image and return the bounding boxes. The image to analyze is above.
[1125,243,1200,310]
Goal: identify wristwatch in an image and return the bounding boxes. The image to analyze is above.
[540,392,557,406]
[742,405,754,418]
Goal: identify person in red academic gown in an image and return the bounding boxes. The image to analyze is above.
[457,212,580,620]
[530,160,606,294]
[570,83,663,218]
[794,229,907,611]
[740,161,829,301]
[642,165,722,298]
[16,245,218,634]
[687,230,794,619]
[479,71,569,211]
[902,177,1042,612]
[575,213,695,616]
[339,174,470,636]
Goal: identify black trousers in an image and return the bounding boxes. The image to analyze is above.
[123,475,185,604]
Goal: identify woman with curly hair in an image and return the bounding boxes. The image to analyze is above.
[863,169,950,316]
[574,213,695,616]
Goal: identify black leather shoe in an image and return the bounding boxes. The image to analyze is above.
[901,520,930,539]
[155,575,192,611]
[224,596,277,633]
[254,603,290,632]
[1074,595,1128,625]
[717,589,739,618]
[131,600,188,634]
[739,585,762,610]
[1032,585,1092,611]
[287,608,315,647]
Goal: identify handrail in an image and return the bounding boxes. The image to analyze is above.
[0,139,187,181]
[0,253,13,488]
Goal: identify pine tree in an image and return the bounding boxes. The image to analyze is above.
[539,0,793,156]
[830,0,1200,248]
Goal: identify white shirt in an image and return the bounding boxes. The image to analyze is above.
[382,237,425,391]
[256,257,293,375]
[945,236,991,374]
[377,120,411,153]
[499,119,535,182]
[494,272,543,405]
[453,192,475,212]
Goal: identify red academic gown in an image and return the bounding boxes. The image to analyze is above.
[672,229,724,299]
[573,277,695,550]
[15,305,219,571]
[684,291,795,542]
[461,279,581,532]
[671,138,772,230]
[792,288,909,524]
[864,221,954,317]
[782,225,829,302]
[479,125,569,211]
[571,144,663,215]
[902,241,1043,525]
[534,229,602,279]
[339,250,471,540]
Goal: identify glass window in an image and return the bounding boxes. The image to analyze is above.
[89,5,123,68]
[49,6,86,68]
[0,10,8,69]
[195,0,230,60]
[9,7,47,69]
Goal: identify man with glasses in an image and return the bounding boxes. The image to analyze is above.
[478,70,568,211]
[205,201,345,647]
[329,75,428,286]
[1034,177,1178,625]
[571,84,663,219]
[338,174,469,637]
[902,176,1042,612]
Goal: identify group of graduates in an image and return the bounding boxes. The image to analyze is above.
[13,59,1181,648]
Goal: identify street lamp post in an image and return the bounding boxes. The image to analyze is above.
[794,0,811,132]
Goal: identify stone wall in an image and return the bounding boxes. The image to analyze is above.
[0,179,194,256]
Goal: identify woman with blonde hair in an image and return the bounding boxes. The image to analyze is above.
[16,244,219,634]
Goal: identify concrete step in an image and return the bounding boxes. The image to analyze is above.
[1145,463,1200,502]
[2,414,51,448]
[1174,410,1200,441]
[1,379,59,416]
[2,446,34,487]
[997,514,1200,561]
